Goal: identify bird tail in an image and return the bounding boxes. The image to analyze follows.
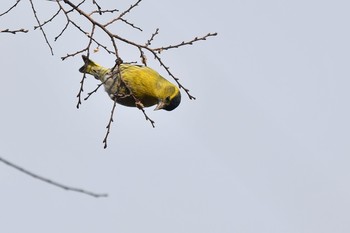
[79,55,99,74]
[79,55,111,81]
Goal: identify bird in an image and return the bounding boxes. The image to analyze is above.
[79,55,181,111]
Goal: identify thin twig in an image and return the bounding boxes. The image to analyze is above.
[89,8,118,16]
[0,0,21,17]
[138,107,155,127]
[54,1,71,42]
[118,0,142,19]
[153,32,218,52]
[0,28,28,34]
[34,8,61,29]
[84,79,108,101]
[61,48,87,60]
[68,20,115,55]
[76,73,87,108]
[75,25,96,108]
[103,0,142,27]
[62,0,120,56]
[29,0,54,55]
[54,20,69,41]
[145,28,159,47]
[119,18,142,32]
[0,156,108,198]
[139,47,147,66]
[103,98,118,149]
[92,0,102,15]
[66,0,86,14]
[151,51,196,100]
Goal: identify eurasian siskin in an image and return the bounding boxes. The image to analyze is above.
[79,55,181,111]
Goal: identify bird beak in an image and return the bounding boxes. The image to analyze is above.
[154,101,165,111]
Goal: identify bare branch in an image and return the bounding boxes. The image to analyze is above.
[1,28,28,34]
[34,8,61,30]
[119,18,142,32]
[151,51,196,100]
[103,98,118,149]
[61,48,88,61]
[0,1,28,34]
[62,0,120,57]
[138,106,155,128]
[153,32,218,52]
[54,19,70,41]
[104,0,142,27]
[68,20,115,55]
[52,1,71,42]
[92,0,102,15]
[66,0,86,14]
[0,156,108,198]
[84,78,108,101]
[74,26,97,108]
[145,28,159,47]
[139,47,147,66]
[76,73,87,108]
[29,0,54,55]
[118,0,142,19]
[89,8,119,16]
[0,0,21,17]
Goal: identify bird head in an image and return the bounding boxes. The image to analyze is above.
[154,87,181,111]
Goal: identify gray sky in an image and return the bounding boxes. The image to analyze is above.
[1,0,350,232]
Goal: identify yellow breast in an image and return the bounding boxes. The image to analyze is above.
[116,64,174,107]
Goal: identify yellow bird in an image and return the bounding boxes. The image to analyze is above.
[79,55,181,111]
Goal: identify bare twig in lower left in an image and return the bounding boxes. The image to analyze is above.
[0,156,108,198]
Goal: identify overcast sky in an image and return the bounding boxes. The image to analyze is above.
[1,0,350,232]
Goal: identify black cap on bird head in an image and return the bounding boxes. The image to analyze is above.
[155,91,181,111]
